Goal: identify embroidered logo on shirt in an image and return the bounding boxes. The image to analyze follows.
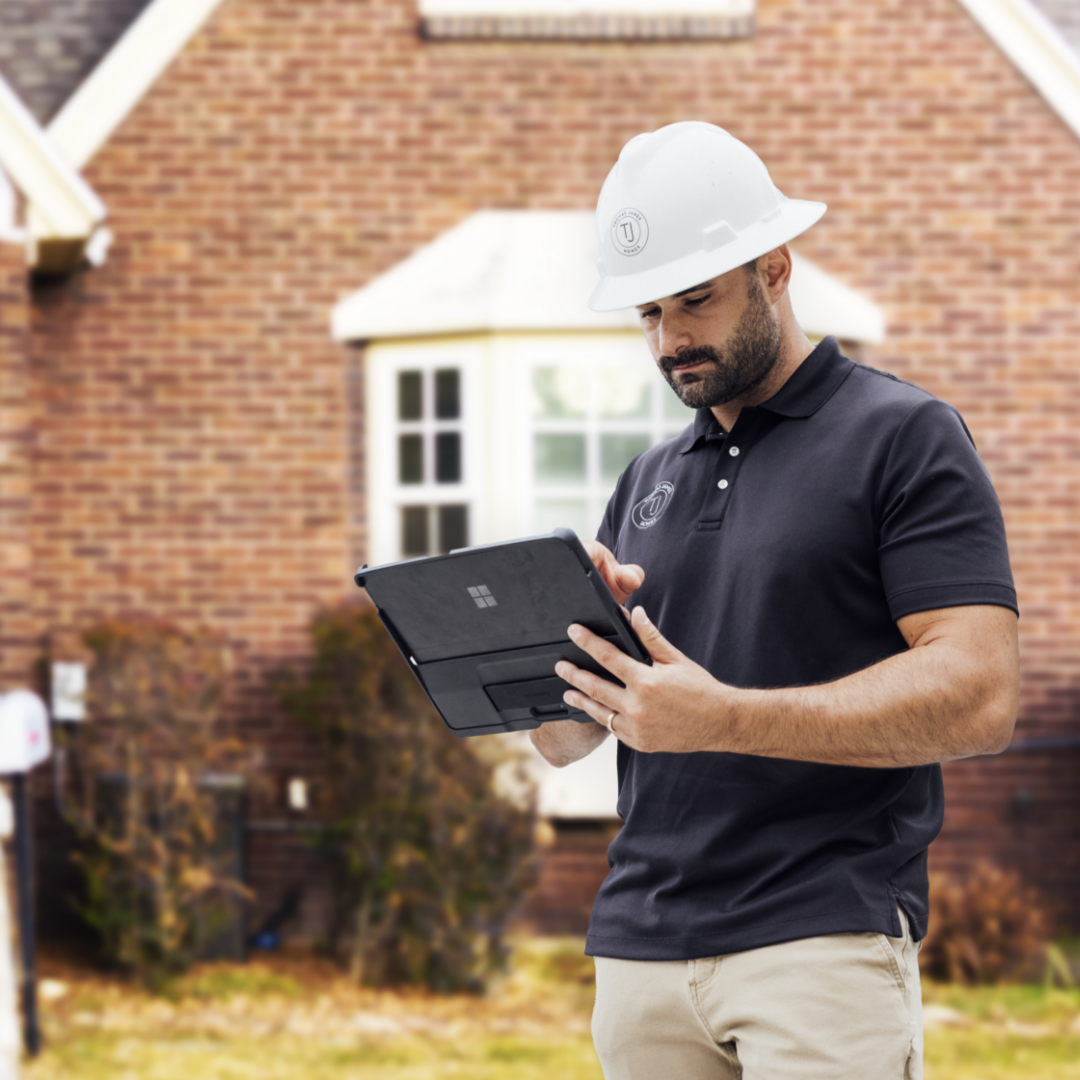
[631,481,675,529]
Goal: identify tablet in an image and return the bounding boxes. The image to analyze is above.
[354,528,650,737]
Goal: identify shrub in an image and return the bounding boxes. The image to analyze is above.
[61,618,245,989]
[920,862,1048,984]
[278,602,538,993]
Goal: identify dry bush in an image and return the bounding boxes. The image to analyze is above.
[61,618,245,988]
[920,862,1049,984]
[278,602,538,993]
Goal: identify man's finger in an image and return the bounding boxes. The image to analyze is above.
[567,622,640,682]
[582,540,645,604]
[555,660,628,713]
[561,687,625,735]
[616,562,645,595]
[631,606,685,665]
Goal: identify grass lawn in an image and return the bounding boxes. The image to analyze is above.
[24,939,1080,1079]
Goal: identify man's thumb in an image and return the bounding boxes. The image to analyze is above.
[631,606,681,662]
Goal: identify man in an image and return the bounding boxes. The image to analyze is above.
[529,122,1019,1079]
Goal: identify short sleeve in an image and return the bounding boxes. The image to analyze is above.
[595,471,625,553]
[877,398,1017,620]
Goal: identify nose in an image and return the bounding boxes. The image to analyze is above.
[657,312,691,358]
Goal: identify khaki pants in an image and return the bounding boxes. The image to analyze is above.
[592,910,922,1080]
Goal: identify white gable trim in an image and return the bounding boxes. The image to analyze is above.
[47,0,228,171]
[0,72,105,268]
[957,0,1080,144]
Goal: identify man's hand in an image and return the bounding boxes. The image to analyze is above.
[557,606,722,754]
[581,539,644,606]
[529,541,645,768]
[557,603,1020,768]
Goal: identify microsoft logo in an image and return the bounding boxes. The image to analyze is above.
[467,585,498,609]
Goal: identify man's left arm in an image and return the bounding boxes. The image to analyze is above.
[557,602,1019,768]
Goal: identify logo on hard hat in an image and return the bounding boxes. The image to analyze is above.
[631,481,674,529]
[611,208,649,257]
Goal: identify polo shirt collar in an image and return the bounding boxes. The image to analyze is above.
[758,336,854,419]
[677,337,854,454]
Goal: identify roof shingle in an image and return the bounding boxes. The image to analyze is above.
[0,0,153,123]
[1030,0,1080,56]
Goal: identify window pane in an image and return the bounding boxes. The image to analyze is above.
[662,382,695,422]
[398,371,422,420]
[438,505,468,553]
[601,433,650,482]
[535,498,590,538]
[597,365,650,418]
[435,432,461,483]
[398,434,423,483]
[532,365,587,419]
[402,506,429,556]
[435,369,460,419]
[534,433,586,485]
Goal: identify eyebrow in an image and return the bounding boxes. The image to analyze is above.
[673,281,713,298]
[637,280,715,311]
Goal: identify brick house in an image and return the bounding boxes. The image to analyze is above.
[0,0,1078,940]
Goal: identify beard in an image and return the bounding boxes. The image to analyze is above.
[658,275,783,410]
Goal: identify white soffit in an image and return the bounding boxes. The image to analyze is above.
[956,0,1080,144]
[0,71,104,244]
[787,250,885,345]
[331,210,885,345]
[47,0,229,171]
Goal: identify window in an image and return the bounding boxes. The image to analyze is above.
[419,0,755,40]
[367,351,477,563]
[523,345,693,540]
[364,335,692,566]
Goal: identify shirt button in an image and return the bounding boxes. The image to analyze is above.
[717,479,729,490]
[729,446,740,457]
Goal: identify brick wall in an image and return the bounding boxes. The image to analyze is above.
[27,0,1080,931]
[0,241,35,691]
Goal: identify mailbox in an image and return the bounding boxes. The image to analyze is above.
[0,691,50,774]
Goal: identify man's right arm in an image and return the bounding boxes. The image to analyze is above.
[529,540,644,768]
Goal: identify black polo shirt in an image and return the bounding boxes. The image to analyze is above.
[585,337,1016,962]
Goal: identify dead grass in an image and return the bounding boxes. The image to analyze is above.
[22,939,1080,1079]
[26,938,601,1080]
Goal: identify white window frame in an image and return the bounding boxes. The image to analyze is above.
[366,343,482,566]
[421,0,752,13]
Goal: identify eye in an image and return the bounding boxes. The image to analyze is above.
[685,293,710,308]
[638,306,661,321]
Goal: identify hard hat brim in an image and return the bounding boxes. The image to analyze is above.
[587,198,827,312]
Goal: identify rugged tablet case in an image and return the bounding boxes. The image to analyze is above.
[354,528,650,737]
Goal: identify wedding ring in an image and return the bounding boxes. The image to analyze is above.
[606,710,618,734]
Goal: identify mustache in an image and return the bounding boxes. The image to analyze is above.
[659,345,722,377]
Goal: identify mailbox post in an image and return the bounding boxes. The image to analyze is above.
[0,690,52,1068]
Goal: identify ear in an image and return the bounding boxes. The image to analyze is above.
[760,245,793,306]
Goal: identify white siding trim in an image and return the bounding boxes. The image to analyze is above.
[957,0,1080,144]
[47,0,228,171]
[0,72,104,266]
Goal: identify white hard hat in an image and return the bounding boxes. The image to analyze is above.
[589,122,827,311]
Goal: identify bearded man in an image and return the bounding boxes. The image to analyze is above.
[529,122,1019,1080]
